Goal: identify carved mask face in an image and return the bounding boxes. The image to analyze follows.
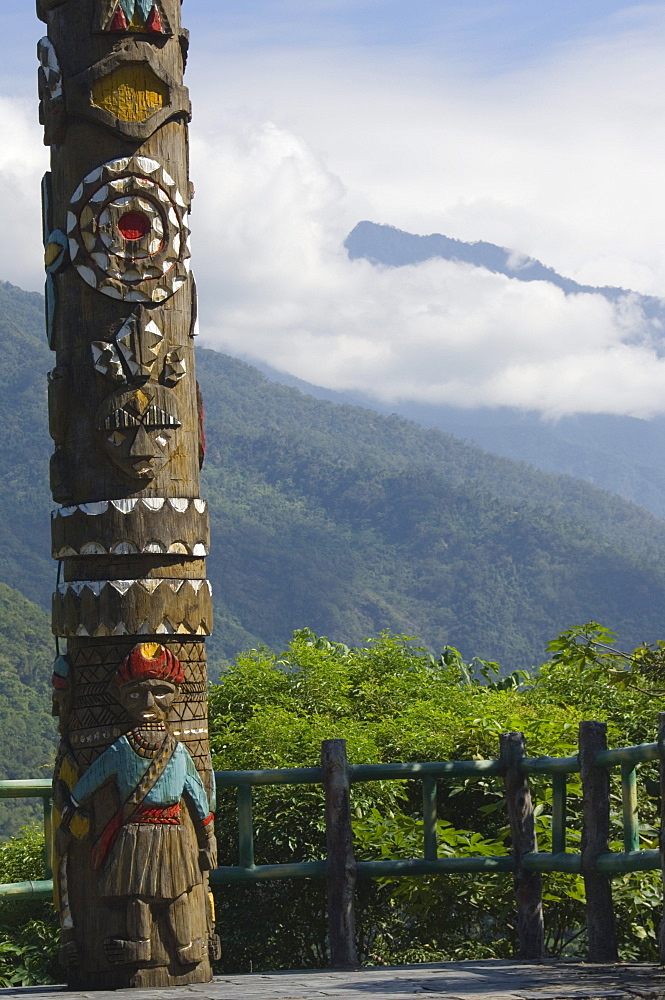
[118,678,177,724]
[97,383,180,481]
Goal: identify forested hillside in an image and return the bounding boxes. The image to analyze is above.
[0,583,55,836]
[4,280,665,672]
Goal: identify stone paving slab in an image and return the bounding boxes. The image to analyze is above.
[3,961,665,1000]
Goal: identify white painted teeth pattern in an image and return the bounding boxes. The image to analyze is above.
[54,540,208,557]
[112,499,138,513]
[58,579,211,595]
[55,498,205,516]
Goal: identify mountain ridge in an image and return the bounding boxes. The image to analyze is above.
[4,280,665,670]
[344,220,665,321]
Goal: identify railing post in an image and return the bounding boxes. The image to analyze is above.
[658,712,665,963]
[422,777,438,861]
[500,731,544,959]
[237,784,255,869]
[321,739,358,969]
[42,795,53,881]
[579,721,618,961]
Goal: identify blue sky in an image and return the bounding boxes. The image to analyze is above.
[4,2,665,416]
[196,0,634,65]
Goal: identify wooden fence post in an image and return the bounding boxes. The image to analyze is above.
[500,731,544,959]
[321,739,358,969]
[579,721,618,962]
[658,712,665,963]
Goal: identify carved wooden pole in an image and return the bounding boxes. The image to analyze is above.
[37,0,217,988]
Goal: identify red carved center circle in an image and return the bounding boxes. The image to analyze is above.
[117,211,151,242]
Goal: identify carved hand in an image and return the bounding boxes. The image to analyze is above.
[55,822,72,856]
[198,830,218,871]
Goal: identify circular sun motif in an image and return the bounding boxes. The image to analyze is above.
[67,155,190,303]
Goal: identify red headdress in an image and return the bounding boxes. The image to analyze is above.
[115,643,184,687]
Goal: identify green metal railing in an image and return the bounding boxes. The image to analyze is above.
[0,778,54,900]
[211,759,511,885]
[1,738,661,896]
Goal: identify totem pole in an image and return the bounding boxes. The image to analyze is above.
[37,0,218,988]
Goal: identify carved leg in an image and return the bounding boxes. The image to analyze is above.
[104,897,152,965]
[58,855,80,969]
[207,889,222,962]
[167,891,205,965]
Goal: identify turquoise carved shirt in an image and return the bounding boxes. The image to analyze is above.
[71,737,211,821]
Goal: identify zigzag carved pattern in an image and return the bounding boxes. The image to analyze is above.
[72,706,121,729]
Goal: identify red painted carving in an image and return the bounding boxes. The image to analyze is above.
[146,6,163,33]
[110,6,128,31]
[134,803,181,824]
[116,643,185,686]
[117,211,151,242]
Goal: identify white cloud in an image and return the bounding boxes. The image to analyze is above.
[188,3,665,296]
[0,97,48,292]
[191,112,665,419]
[7,4,665,418]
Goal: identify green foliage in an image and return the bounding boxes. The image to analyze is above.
[0,583,56,838]
[207,626,663,972]
[0,826,59,986]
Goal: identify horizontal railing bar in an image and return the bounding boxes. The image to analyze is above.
[215,767,323,787]
[522,849,660,874]
[351,761,502,780]
[210,855,516,884]
[211,861,327,883]
[595,743,660,767]
[0,780,52,799]
[521,755,579,775]
[0,879,54,899]
[522,852,582,873]
[596,849,660,873]
[214,760,504,787]
[356,857,514,875]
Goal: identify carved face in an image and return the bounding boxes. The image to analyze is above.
[118,677,177,724]
[97,383,180,481]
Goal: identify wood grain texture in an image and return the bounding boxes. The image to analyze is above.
[499,731,544,960]
[321,740,358,970]
[52,498,210,559]
[42,0,216,986]
[579,721,618,962]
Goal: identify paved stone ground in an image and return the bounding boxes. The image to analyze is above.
[3,962,665,1000]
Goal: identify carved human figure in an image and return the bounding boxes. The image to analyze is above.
[59,643,217,966]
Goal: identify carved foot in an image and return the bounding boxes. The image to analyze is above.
[209,933,222,962]
[104,937,151,964]
[177,937,206,965]
[59,939,80,969]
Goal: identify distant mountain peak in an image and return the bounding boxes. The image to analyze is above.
[344,221,664,318]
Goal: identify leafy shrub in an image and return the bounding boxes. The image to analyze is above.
[208,626,663,971]
[0,825,59,986]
